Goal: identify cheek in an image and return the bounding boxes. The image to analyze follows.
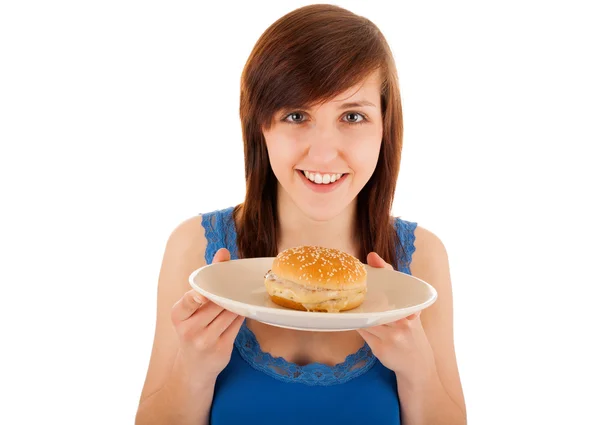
[348,137,382,174]
[265,135,303,174]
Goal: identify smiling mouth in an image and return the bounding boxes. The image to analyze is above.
[299,170,348,185]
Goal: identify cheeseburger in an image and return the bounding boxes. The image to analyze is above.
[264,245,367,313]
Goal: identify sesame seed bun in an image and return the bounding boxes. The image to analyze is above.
[264,246,367,313]
[272,245,367,290]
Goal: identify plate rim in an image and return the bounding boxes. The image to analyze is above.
[188,257,438,318]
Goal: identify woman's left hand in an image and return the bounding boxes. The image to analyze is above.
[356,252,438,383]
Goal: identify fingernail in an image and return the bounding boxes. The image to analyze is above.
[193,295,204,304]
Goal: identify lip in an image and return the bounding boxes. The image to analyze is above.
[296,170,348,193]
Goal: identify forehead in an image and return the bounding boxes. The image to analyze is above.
[309,71,382,109]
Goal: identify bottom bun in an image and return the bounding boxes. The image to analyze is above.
[269,293,365,313]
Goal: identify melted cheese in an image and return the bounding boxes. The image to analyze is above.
[264,272,365,312]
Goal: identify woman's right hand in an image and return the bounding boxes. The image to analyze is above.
[170,248,245,383]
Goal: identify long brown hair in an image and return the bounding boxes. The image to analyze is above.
[234,4,406,270]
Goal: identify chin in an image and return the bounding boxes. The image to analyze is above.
[296,197,353,222]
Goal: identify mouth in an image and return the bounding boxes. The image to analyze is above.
[296,169,349,192]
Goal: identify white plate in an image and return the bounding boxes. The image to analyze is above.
[189,257,437,332]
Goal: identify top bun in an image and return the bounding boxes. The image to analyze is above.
[271,245,367,290]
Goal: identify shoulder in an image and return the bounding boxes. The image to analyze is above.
[162,206,234,271]
[410,224,451,290]
[168,203,235,248]
[413,225,448,263]
[164,215,208,262]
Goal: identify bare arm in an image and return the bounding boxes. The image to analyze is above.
[135,350,217,425]
[135,216,242,425]
[399,225,467,424]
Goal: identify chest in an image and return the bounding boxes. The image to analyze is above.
[212,348,401,425]
[246,319,366,366]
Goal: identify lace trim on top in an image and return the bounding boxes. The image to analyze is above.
[235,321,376,386]
[199,207,418,386]
[201,207,240,263]
[394,217,418,274]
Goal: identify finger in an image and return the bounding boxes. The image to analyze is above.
[212,248,231,263]
[198,310,238,345]
[366,252,393,270]
[383,319,402,328]
[406,311,421,321]
[188,301,227,329]
[360,324,392,340]
[207,310,239,335]
[220,316,245,344]
[177,302,226,342]
[357,328,381,350]
[383,314,419,329]
[384,315,412,326]
[172,290,207,323]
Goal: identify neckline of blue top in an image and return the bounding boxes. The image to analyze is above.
[234,319,377,386]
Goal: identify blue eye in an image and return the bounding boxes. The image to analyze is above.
[284,112,305,123]
[343,112,365,123]
[282,111,368,125]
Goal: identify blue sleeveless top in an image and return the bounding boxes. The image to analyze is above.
[200,206,418,425]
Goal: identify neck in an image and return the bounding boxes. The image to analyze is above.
[275,185,359,256]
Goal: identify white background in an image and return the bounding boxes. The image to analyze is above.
[1,0,598,424]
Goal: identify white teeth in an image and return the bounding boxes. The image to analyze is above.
[302,171,344,185]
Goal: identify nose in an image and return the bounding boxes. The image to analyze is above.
[306,125,340,164]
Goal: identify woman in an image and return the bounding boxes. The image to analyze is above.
[135,4,466,425]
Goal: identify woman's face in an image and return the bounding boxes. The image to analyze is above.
[263,72,383,221]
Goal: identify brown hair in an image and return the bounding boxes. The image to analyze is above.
[234,4,406,270]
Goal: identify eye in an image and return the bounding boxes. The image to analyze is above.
[283,112,306,124]
[343,112,366,124]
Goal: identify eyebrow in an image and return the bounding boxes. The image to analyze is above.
[337,100,377,109]
[282,99,378,113]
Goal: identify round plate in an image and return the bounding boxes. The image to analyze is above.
[189,257,437,332]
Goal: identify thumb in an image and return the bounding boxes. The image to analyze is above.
[212,248,231,263]
[366,252,393,270]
